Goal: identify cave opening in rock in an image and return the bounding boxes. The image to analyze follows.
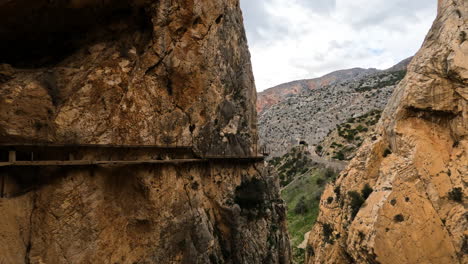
[0,0,153,68]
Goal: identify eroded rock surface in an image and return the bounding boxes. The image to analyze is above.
[0,0,258,157]
[0,164,290,264]
[306,1,467,263]
[0,0,290,263]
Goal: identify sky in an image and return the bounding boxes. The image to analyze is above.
[240,0,438,91]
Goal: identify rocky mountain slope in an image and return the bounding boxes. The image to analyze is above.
[257,68,378,113]
[306,0,467,263]
[0,1,290,263]
[259,59,410,157]
[317,109,383,161]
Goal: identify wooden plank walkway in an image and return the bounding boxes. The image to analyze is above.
[0,143,266,167]
[0,157,265,167]
[0,159,203,167]
[0,143,193,149]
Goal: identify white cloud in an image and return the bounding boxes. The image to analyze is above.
[240,0,437,91]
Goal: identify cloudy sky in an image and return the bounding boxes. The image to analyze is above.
[240,0,437,91]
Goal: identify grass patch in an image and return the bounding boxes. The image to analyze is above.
[281,168,333,263]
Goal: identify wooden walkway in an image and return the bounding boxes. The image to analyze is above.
[0,143,266,198]
[0,143,265,167]
[0,157,264,167]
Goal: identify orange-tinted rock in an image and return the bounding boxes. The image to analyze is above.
[0,1,290,263]
[306,1,467,263]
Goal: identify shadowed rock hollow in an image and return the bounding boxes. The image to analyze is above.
[0,0,291,263]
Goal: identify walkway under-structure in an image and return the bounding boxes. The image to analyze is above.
[0,143,266,197]
[0,143,265,166]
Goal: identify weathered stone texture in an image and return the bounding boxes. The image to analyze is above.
[306,0,467,263]
[0,0,290,263]
[0,0,257,157]
[0,164,290,263]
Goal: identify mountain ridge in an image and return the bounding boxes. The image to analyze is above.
[259,57,412,157]
[257,67,378,113]
[257,58,414,114]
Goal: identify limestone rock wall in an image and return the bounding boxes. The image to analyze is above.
[306,0,467,263]
[0,164,290,263]
[0,0,291,263]
[0,0,258,157]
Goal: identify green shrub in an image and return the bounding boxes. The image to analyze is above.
[361,184,373,200]
[234,178,266,210]
[316,178,325,186]
[333,151,345,161]
[325,168,336,179]
[383,148,392,157]
[358,231,365,241]
[316,145,323,152]
[314,193,322,201]
[394,214,404,222]
[448,187,463,203]
[348,191,365,219]
[294,197,308,215]
[334,186,341,199]
[322,223,334,244]
[306,245,314,257]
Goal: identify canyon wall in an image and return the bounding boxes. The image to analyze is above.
[0,0,290,263]
[306,0,467,263]
[0,0,258,157]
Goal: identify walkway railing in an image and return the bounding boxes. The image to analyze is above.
[0,143,267,198]
[0,143,265,167]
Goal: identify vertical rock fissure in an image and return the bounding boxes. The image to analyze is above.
[24,190,37,264]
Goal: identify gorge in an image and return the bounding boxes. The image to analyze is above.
[0,0,466,264]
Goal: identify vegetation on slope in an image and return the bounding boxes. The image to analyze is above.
[281,168,337,263]
[269,145,315,187]
[354,70,407,92]
[316,109,382,161]
[268,146,338,263]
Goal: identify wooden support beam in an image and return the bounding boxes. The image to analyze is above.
[0,174,4,198]
[8,150,16,162]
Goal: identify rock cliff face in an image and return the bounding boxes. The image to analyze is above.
[306,0,467,263]
[0,0,258,157]
[0,0,290,263]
